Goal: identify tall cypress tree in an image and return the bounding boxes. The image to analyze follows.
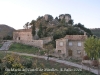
[32,24,35,36]
[31,20,36,36]
[38,23,43,38]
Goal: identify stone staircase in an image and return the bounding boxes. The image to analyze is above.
[0,41,13,50]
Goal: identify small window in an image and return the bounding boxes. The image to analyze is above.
[60,42,63,46]
[78,42,81,46]
[18,37,20,40]
[77,50,81,54]
[69,42,72,46]
[58,50,61,53]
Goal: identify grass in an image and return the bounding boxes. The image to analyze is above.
[20,55,96,75]
[0,43,3,48]
[0,51,11,59]
[9,42,40,54]
[7,43,96,75]
[0,52,96,75]
[0,51,6,59]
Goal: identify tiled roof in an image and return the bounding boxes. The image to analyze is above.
[64,35,87,41]
[14,29,32,32]
[56,38,68,41]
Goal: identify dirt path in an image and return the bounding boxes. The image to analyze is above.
[0,41,13,50]
[7,51,99,75]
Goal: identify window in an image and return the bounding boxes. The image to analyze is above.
[60,42,63,46]
[58,50,61,53]
[77,50,81,54]
[78,42,81,46]
[18,37,20,40]
[69,42,72,46]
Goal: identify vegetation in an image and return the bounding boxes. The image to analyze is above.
[3,35,13,40]
[90,28,100,37]
[84,36,100,60]
[74,23,93,36]
[68,19,74,25]
[30,15,92,42]
[0,44,3,48]
[9,42,54,55]
[9,43,40,54]
[24,22,29,29]
[38,23,43,38]
[83,56,90,60]
[0,53,96,75]
[0,24,15,39]
[31,20,36,36]
[29,14,93,48]
[0,51,6,59]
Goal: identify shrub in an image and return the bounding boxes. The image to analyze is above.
[0,59,2,63]
[91,60,99,67]
[83,56,89,60]
[22,59,32,68]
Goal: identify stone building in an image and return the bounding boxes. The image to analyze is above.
[13,29,52,48]
[59,14,71,23]
[13,29,33,41]
[65,14,71,23]
[59,14,65,20]
[44,14,53,21]
[55,34,87,58]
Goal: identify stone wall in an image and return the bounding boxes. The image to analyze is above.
[68,40,85,58]
[13,29,33,41]
[40,36,53,44]
[56,38,86,58]
[15,40,44,49]
[13,29,44,48]
[55,39,68,57]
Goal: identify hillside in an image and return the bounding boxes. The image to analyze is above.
[90,28,100,37]
[24,14,93,41]
[0,24,15,39]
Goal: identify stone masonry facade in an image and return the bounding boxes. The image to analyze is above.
[13,29,52,48]
[55,34,87,58]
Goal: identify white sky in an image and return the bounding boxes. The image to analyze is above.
[0,0,100,29]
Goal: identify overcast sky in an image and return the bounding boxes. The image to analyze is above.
[0,0,100,29]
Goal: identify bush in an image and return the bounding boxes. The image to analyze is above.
[91,60,99,67]
[83,56,90,60]
[48,55,53,57]
[40,51,45,55]
[0,59,2,63]
[22,59,32,68]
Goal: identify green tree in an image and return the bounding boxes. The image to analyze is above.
[24,22,29,29]
[3,35,12,40]
[32,24,35,36]
[60,18,65,26]
[84,36,100,60]
[74,23,93,36]
[68,19,74,25]
[38,23,43,38]
[30,20,36,36]
[55,17,58,21]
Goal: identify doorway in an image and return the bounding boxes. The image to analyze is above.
[68,49,72,56]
